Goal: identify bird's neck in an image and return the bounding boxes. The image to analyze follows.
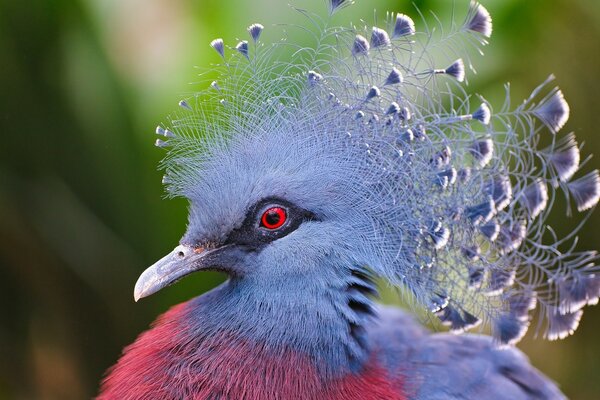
[186,266,377,377]
[98,269,409,400]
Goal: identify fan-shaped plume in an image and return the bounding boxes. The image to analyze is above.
[558,274,600,313]
[427,221,450,249]
[370,27,391,48]
[487,268,516,295]
[465,2,492,38]
[435,59,465,82]
[472,103,491,124]
[366,86,380,100]
[494,313,529,346]
[436,305,481,333]
[385,102,400,116]
[469,138,494,167]
[156,126,174,138]
[236,41,249,58]
[485,176,512,211]
[247,23,264,42]
[210,38,225,58]
[568,170,600,211]
[520,179,548,218]
[546,133,580,183]
[508,291,537,320]
[385,67,403,85]
[447,59,465,82]
[462,245,480,261]
[466,199,496,225]
[480,220,500,241]
[400,129,414,142]
[155,138,168,148]
[468,266,485,289]
[428,294,449,313]
[178,100,192,111]
[160,1,599,346]
[497,223,526,253]
[210,80,221,91]
[545,307,583,341]
[352,35,370,55]
[328,0,352,14]
[393,13,415,38]
[533,88,570,133]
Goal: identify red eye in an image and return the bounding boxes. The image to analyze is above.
[260,207,287,230]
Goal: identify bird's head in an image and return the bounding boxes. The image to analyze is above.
[134,117,383,300]
[133,1,600,346]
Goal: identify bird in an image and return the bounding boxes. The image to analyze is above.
[98,1,600,399]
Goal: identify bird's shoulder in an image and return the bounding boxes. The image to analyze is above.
[367,306,566,400]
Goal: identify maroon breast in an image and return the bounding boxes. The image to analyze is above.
[98,302,406,400]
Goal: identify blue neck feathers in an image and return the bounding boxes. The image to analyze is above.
[186,264,378,377]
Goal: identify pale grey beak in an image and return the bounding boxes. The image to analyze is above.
[134,244,212,301]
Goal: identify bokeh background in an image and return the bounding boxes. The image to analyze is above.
[1,0,599,398]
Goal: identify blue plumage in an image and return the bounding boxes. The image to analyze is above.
[105,1,600,398]
[155,0,600,346]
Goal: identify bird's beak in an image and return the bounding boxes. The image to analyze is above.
[134,244,218,301]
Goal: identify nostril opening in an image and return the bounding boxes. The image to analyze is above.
[177,251,185,259]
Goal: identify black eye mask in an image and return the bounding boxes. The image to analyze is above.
[225,197,318,249]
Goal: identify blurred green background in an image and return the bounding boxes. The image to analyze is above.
[0,0,599,398]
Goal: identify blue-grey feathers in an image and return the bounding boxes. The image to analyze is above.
[393,14,415,38]
[366,86,380,100]
[520,179,548,218]
[307,70,324,86]
[328,0,352,15]
[568,171,600,211]
[472,103,491,124]
[247,23,264,42]
[545,307,583,341]
[465,1,492,38]
[558,273,600,314]
[235,41,249,59]
[445,59,465,82]
[370,27,391,48]
[385,67,403,85]
[534,88,570,133]
[352,35,370,55]
[159,1,599,346]
[469,138,494,167]
[210,38,225,58]
[546,132,580,183]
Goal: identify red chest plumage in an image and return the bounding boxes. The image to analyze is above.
[98,303,406,400]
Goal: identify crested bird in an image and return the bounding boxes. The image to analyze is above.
[98,1,600,399]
